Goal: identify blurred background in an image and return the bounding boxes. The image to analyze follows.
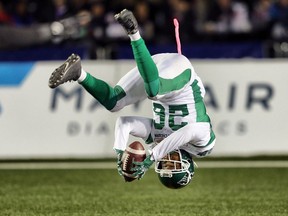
[0,0,288,160]
[0,0,288,60]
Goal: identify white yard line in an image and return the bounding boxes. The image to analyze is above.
[0,161,288,169]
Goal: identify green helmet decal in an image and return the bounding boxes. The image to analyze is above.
[155,149,194,189]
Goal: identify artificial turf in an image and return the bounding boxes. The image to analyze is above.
[0,168,287,216]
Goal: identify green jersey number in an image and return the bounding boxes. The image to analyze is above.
[153,103,188,131]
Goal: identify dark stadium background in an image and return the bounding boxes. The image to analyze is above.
[0,0,288,60]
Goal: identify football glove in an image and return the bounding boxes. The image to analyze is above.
[131,156,154,180]
[114,149,124,176]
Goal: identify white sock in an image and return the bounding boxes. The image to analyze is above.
[78,68,87,83]
[128,31,141,41]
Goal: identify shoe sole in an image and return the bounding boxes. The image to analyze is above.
[48,54,81,89]
[114,9,138,34]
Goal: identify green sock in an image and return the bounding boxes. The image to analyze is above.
[131,38,159,97]
[80,73,125,110]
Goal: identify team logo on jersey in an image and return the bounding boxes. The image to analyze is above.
[154,128,173,143]
[154,136,165,144]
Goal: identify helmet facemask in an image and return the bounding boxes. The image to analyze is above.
[155,149,194,189]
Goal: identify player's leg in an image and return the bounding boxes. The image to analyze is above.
[151,53,194,94]
[115,9,159,97]
[48,54,147,111]
[80,72,124,111]
[48,54,123,110]
[48,53,81,88]
[114,116,153,151]
[81,63,148,113]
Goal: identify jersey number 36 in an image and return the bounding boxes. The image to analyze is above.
[153,103,188,131]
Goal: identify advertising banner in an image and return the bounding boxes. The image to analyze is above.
[0,60,287,158]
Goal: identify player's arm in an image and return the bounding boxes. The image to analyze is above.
[113,116,153,151]
[151,124,195,161]
[113,116,153,176]
[151,123,213,161]
[131,124,199,179]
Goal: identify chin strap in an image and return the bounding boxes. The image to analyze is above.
[173,18,182,55]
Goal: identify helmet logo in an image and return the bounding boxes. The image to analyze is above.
[177,173,190,186]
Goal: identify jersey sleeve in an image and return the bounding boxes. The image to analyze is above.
[113,116,153,151]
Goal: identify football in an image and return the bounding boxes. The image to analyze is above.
[121,141,146,182]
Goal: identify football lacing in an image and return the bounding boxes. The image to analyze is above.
[122,154,130,171]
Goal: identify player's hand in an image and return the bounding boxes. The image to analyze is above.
[115,149,124,176]
[131,156,154,180]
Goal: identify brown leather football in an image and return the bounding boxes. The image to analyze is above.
[121,141,146,182]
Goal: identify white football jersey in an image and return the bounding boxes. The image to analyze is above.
[113,53,215,160]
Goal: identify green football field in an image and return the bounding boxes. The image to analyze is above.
[0,166,288,216]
